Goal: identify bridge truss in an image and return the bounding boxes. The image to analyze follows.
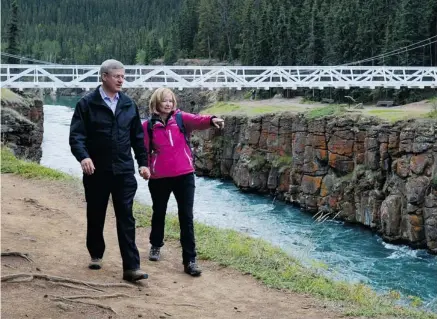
[1,64,436,90]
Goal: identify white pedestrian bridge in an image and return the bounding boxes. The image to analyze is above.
[1,64,436,90]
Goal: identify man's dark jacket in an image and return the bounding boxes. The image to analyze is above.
[69,86,147,174]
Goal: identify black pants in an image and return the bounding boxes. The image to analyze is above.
[83,172,140,271]
[148,173,196,264]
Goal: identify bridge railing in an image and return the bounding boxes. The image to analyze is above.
[1,65,436,90]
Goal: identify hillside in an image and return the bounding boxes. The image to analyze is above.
[1,0,436,66]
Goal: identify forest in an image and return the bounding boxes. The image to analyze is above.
[2,0,437,67]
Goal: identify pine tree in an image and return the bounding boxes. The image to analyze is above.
[164,22,179,64]
[195,0,219,58]
[148,32,163,61]
[135,49,147,65]
[178,0,198,57]
[239,0,255,65]
[6,0,20,63]
[272,6,289,65]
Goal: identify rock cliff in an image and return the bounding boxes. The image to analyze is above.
[1,89,44,162]
[193,113,437,253]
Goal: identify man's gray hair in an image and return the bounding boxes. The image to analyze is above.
[100,59,124,75]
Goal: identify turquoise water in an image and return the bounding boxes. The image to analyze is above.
[41,96,437,311]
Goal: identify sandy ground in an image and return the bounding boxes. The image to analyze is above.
[0,173,364,319]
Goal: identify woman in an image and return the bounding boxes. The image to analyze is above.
[143,88,224,276]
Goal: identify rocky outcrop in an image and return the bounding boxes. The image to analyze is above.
[1,90,44,162]
[193,114,437,253]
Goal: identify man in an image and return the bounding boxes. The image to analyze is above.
[69,59,150,282]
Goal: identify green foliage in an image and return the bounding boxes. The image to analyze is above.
[135,49,147,65]
[409,295,424,308]
[1,0,181,64]
[147,32,163,61]
[365,109,409,122]
[428,97,437,118]
[201,102,241,115]
[163,22,179,64]
[427,111,437,119]
[305,104,346,119]
[272,155,292,173]
[1,148,71,180]
[1,88,22,102]
[272,155,292,167]
[5,0,19,63]
[2,0,435,66]
[247,153,266,171]
[201,102,304,116]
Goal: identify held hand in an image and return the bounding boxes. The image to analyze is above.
[139,166,151,180]
[81,158,95,175]
[212,117,225,129]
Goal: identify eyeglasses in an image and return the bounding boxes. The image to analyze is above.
[104,73,125,80]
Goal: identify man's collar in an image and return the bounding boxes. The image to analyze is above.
[99,86,119,101]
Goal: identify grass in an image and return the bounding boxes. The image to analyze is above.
[200,102,304,116]
[247,153,267,171]
[1,88,24,103]
[2,148,436,319]
[363,109,422,122]
[133,202,436,319]
[305,104,347,119]
[1,148,71,180]
[200,99,437,123]
[272,155,293,173]
[427,98,437,119]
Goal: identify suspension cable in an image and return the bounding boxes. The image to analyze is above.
[1,52,61,65]
[339,35,437,66]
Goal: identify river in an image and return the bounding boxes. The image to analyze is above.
[40,96,437,311]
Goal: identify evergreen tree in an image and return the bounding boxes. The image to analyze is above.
[216,0,240,61]
[148,32,163,61]
[178,0,198,57]
[195,0,219,58]
[0,0,435,66]
[253,4,271,65]
[239,0,255,64]
[164,22,179,64]
[135,49,147,65]
[6,0,20,63]
[272,6,289,65]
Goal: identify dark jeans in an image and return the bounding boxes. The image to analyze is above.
[83,172,140,271]
[148,173,196,264]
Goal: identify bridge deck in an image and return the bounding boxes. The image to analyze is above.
[1,65,436,90]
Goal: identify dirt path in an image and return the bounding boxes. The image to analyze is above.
[1,173,358,319]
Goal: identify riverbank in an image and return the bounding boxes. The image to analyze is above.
[194,99,437,254]
[1,149,435,319]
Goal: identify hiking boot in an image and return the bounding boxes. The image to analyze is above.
[123,269,149,282]
[184,260,202,277]
[148,246,161,261]
[88,258,102,270]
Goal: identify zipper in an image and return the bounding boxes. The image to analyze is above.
[152,154,158,173]
[183,147,193,167]
[168,130,174,146]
